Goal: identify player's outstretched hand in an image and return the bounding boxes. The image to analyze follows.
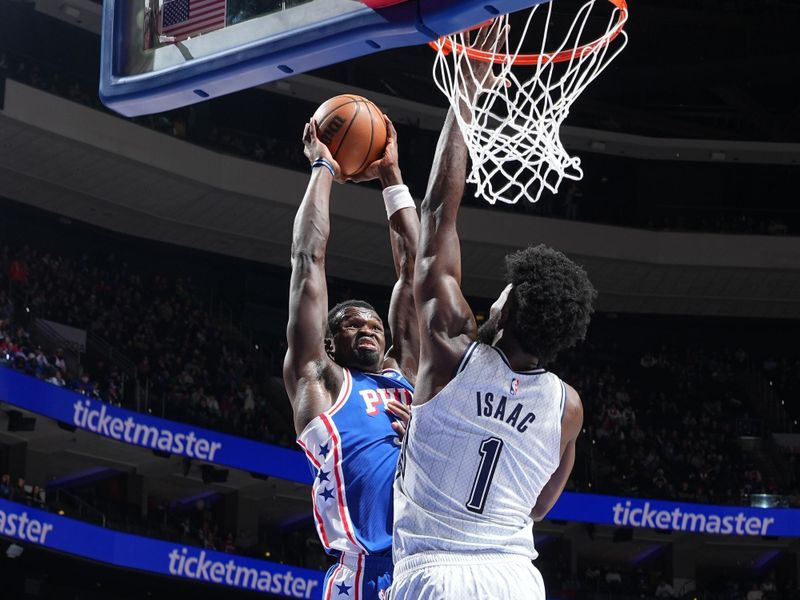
[303,118,343,182]
[386,399,410,441]
[460,20,510,103]
[347,116,402,188]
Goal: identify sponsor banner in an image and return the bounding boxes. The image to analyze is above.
[4,368,799,538]
[0,367,311,484]
[549,492,800,537]
[0,499,324,598]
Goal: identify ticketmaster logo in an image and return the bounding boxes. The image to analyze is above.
[168,547,319,598]
[613,501,775,535]
[0,507,55,544]
[72,400,221,461]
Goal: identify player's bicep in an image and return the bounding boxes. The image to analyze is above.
[414,255,474,339]
[284,252,330,382]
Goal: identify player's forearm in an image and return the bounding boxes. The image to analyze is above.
[422,109,468,221]
[387,215,420,371]
[291,169,334,261]
[384,165,420,372]
[389,207,419,282]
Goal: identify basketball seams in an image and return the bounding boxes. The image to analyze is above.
[332,101,362,164]
[313,94,385,177]
[318,101,358,155]
[316,96,360,126]
[353,101,379,176]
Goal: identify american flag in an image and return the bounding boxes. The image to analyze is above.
[161,0,227,40]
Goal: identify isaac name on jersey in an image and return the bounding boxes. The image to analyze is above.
[475,390,536,433]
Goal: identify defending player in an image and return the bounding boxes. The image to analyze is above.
[284,115,419,599]
[390,25,596,600]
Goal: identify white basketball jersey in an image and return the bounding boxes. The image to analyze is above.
[393,342,565,562]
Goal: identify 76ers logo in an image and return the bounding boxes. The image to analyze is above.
[359,388,412,415]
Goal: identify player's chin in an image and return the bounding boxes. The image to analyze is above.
[351,347,381,370]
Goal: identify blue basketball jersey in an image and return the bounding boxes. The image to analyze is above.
[298,366,414,556]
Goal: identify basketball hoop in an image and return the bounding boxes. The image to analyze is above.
[430,0,629,205]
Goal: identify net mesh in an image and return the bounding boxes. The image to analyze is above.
[432,0,628,205]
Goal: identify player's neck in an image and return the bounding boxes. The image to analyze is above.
[495,333,540,372]
[346,362,383,375]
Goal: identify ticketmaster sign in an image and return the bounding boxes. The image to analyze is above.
[3,368,799,538]
[549,493,799,537]
[0,499,323,597]
[0,367,311,484]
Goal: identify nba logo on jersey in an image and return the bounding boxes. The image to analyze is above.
[510,377,520,395]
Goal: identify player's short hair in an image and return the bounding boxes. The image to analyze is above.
[504,244,596,365]
[327,300,380,336]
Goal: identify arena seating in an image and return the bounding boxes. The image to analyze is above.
[3,209,798,509]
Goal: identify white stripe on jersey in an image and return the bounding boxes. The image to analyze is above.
[393,343,564,561]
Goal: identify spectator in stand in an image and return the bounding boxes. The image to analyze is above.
[747,582,765,600]
[655,579,676,598]
[0,474,11,498]
[46,367,66,387]
[243,383,255,413]
[30,485,45,506]
[8,254,28,290]
[604,567,622,591]
[15,477,26,499]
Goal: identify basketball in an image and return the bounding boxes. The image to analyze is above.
[312,94,387,178]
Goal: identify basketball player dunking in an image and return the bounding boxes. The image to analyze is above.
[284,116,419,600]
[389,26,597,600]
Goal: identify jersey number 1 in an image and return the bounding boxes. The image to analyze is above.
[466,437,504,514]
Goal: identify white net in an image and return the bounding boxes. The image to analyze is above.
[432,0,628,205]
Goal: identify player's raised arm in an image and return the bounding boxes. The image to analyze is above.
[283,119,343,434]
[412,104,477,403]
[348,116,420,383]
[413,23,507,404]
[378,119,420,383]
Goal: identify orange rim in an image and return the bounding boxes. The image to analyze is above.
[429,0,627,66]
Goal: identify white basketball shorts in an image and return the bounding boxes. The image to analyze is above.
[387,552,545,600]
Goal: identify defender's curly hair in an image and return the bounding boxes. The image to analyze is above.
[327,300,380,336]
[504,244,596,365]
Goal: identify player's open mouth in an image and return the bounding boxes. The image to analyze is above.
[357,338,377,350]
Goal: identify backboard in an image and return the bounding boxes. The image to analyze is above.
[99,0,550,117]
